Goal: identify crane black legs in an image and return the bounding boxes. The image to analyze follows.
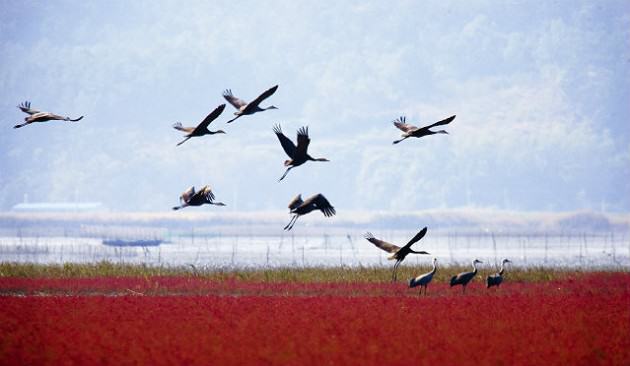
[283,215,299,231]
[278,167,293,182]
[392,260,402,282]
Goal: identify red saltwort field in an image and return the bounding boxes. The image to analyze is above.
[1,273,629,365]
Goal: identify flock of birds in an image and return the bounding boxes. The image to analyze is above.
[366,227,513,294]
[13,84,512,294]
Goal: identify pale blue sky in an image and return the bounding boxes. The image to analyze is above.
[1,0,629,212]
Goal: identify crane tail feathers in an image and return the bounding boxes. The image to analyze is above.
[450,276,458,286]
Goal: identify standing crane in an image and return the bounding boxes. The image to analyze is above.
[392,115,456,144]
[409,257,438,295]
[172,185,226,210]
[486,258,512,289]
[364,227,430,282]
[273,124,329,181]
[14,101,84,129]
[450,259,483,293]
[284,193,335,231]
[223,85,278,124]
[172,104,226,146]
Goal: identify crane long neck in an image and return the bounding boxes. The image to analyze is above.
[430,261,437,275]
[471,261,478,274]
[498,263,505,276]
[308,155,328,162]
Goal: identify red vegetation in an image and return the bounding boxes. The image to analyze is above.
[1,273,629,365]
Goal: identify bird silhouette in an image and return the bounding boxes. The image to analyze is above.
[223,85,278,124]
[273,124,329,181]
[409,257,438,295]
[450,259,483,293]
[364,227,430,282]
[14,101,83,129]
[284,193,335,231]
[173,104,226,146]
[392,115,456,144]
[172,185,226,210]
[486,258,512,289]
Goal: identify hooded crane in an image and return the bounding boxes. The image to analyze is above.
[173,104,226,146]
[450,259,483,293]
[486,258,512,289]
[273,124,329,181]
[392,114,456,144]
[14,101,84,129]
[364,227,430,282]
[284,193,335,231]
[409,257,438,295]
[172,185,226,210]
[223,85,278,124]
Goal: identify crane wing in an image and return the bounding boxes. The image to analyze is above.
[363,232,400,253]
[295,126,311,157]
[393,116,417,132]
[402,227,428,249]
[181,186,196,204]
[287,193,303,210]
[426,115,456,129]
[273,124,297,158]
[223,89,247,109]
[18,101,40,115]
[195,104,226,132]
[308,193,335,217]
[198,185,216,202]
[248,84,278,107]
[172,122,195,133]
[452,271,472,283]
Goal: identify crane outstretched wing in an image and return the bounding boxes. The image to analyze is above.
[287,193,303,210]
[308,193,335,217]
[273,124,297,158]
[295,126,311,157]
[18,101,40,115]
[248,85,278,108]
[393,116,417,132]
[198,185,216,203]
[364,232,400,253]
[402,227,428,249]
[173,122,195,133]
[180,186,196,204]
[223,89,247,109]
[426,115,456,129]
[195,104,226,132]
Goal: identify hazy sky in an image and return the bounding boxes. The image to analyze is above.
[1,0,629,212]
